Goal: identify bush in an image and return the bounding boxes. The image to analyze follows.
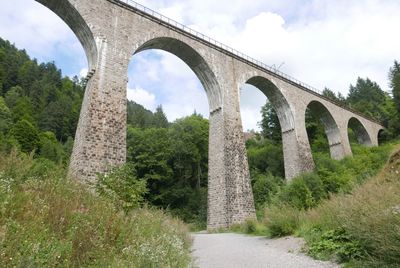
[96,164,148,213]
[278,177,316,210]
[263,204,301,237]
[300,146,400,266]
[251,172,282,208]
[308,228,365,262]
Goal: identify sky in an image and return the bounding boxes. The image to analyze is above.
[1,0,400,131]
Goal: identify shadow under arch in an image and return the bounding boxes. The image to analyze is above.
[246,76,294,132]
[35,0,98,71]
[348,117,373,146]
[305,100,343,160]
[244,76,298,179]
[134,37,221,110]
[378,128,387,145]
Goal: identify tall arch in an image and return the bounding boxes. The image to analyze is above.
[134,37,221,111]
[306,101,344,160]
[246,76,294,133]
[244,76,298,179]
[35,0,97,70]
[348,117,373,146]
[130,37,254,229]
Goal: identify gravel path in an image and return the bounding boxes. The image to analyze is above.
[191,233,339,268]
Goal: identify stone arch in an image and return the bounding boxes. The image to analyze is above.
[243,76,300,179]
[305,100,344,159]
[35,0,98,71]
[347,117,373,146]
[245,76,294,133]
[133,37,221,110]
[130,37,231,228]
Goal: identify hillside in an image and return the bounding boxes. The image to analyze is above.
[0,152,192,267]
[300,146,400,267]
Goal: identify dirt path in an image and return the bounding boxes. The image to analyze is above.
[191,233,339,268]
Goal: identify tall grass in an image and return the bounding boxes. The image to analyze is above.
[241,143,399,266]
[0,151,191,267]
[299,146,400,266]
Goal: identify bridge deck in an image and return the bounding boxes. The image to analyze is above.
[110,0,382,126]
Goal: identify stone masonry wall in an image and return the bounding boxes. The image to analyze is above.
[37,0,384,229]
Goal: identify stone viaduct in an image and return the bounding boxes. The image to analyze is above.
[36,0,384,229]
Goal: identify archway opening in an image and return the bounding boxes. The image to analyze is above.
[305,101,342,160]
[126,38,214,228]
[0,0,89,165]
[347,117,372,148]
[239,76,292,209]
[378,128,388,145]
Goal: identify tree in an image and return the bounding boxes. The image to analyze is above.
[259,101,281,143]
[0,96,11,134]
[322,87,345,104]
[127,126,173,205]
[347,77,388,122]
[152,105,169,128]
[305,109,329,154]
[39,131,64,163]
[10,119,40,153]
[389,60,400,113]
[4,86,23,109]
[127,100,154,128]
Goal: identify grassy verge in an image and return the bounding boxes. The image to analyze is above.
[232,143,399,267]
[0,151,192,267]
[298,145,400,267]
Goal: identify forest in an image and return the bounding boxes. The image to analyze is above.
[0,39,400,267]
[1,37,400,226]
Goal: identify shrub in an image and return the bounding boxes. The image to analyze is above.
[308,228,365,262]
[301,146,400,266]
[278,177,315,210]
[251,172,282,208]
[96,163,148,213]
[264,204,301,237]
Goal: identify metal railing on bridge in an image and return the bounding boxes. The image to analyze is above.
[114,0,382,125]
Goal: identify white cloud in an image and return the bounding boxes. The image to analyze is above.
[127,87,157,111]
[128,50,209,122]
[3,0,400,131]
[0,0,87,75]
[79,68,88,78]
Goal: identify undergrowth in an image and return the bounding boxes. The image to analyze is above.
[232,143,399,267]
[0,150,192,267]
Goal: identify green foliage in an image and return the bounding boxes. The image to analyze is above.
[347,77,393,125]
[10,119,40,153]
[127,114,209,226]
[251,172,282,209]
[263,204,300,237]
[301,146,400,266]
[389,60,400,113]
[230,218,268,236]
[0,96,11,134]
[39,131,65,163]
[96,164,148,213]
[308,228,365,262]
[0,38,83,161]
[322,87,345,104]
[278,175,316,210]
[0,151,192,267]
[153,105,169,128]
[246,138,284,178]
[127,100,154,128]
[259,101,281,142]
[305,109,330,155]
